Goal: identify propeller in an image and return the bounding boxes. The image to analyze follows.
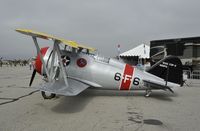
[29,69,36,87]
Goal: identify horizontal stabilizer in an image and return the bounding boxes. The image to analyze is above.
[143,80,174,93]
[39,78,89,96]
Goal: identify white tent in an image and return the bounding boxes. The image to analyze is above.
[120,44,150,58]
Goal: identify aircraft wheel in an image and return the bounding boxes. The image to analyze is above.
[145,90,152,97]
[41,91,56,99]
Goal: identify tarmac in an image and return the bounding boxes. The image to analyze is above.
[0,66,200,131]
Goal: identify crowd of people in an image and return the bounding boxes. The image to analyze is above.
[0,57,30,68]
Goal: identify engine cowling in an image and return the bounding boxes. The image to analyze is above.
[35,47,52,76]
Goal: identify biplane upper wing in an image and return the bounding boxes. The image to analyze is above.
[15,29,96,52]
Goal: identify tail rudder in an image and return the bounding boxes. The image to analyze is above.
[146,56,183,86]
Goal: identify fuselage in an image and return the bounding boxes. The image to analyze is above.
[40,48,177,91]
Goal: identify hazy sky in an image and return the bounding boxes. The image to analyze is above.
[1,0,200,59]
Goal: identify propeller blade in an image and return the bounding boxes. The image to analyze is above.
[29,69,36,87]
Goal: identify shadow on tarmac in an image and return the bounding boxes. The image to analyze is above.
[83,89,177,101]
[51,92,93,114]
[51,89,177,113]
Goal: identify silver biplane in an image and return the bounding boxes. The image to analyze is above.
[16,29,183,98]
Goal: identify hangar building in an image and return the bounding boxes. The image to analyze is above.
[150,36,200,71]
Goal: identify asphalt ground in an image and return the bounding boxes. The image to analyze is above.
[0,66,200,131]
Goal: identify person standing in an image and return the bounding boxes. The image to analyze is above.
[29,61,32,70]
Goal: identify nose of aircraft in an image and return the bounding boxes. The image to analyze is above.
[29,47,49,87]
[35,47,49,75]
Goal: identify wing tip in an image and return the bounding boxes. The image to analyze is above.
[15,28,25,33]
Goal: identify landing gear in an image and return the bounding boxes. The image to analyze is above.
[145,90,152,97]
[41,91,56,99]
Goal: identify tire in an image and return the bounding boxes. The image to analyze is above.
[41,91,56,99]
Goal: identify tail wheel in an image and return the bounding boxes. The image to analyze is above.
[41,91,56,99]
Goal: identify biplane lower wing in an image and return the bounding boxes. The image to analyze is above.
[39,78,90,96]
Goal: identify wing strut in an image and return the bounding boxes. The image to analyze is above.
[54,40,69,88]
[32,37,50,80]
[32,37,70,88]
[49,42,56,81]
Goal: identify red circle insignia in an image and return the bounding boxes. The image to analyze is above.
[77,58,87,68]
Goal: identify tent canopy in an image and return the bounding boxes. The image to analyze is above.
[120,44,150,58]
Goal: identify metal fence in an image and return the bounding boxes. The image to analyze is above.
[191,71,200,79]
[183,70,200,79]
[183,70,200,87]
